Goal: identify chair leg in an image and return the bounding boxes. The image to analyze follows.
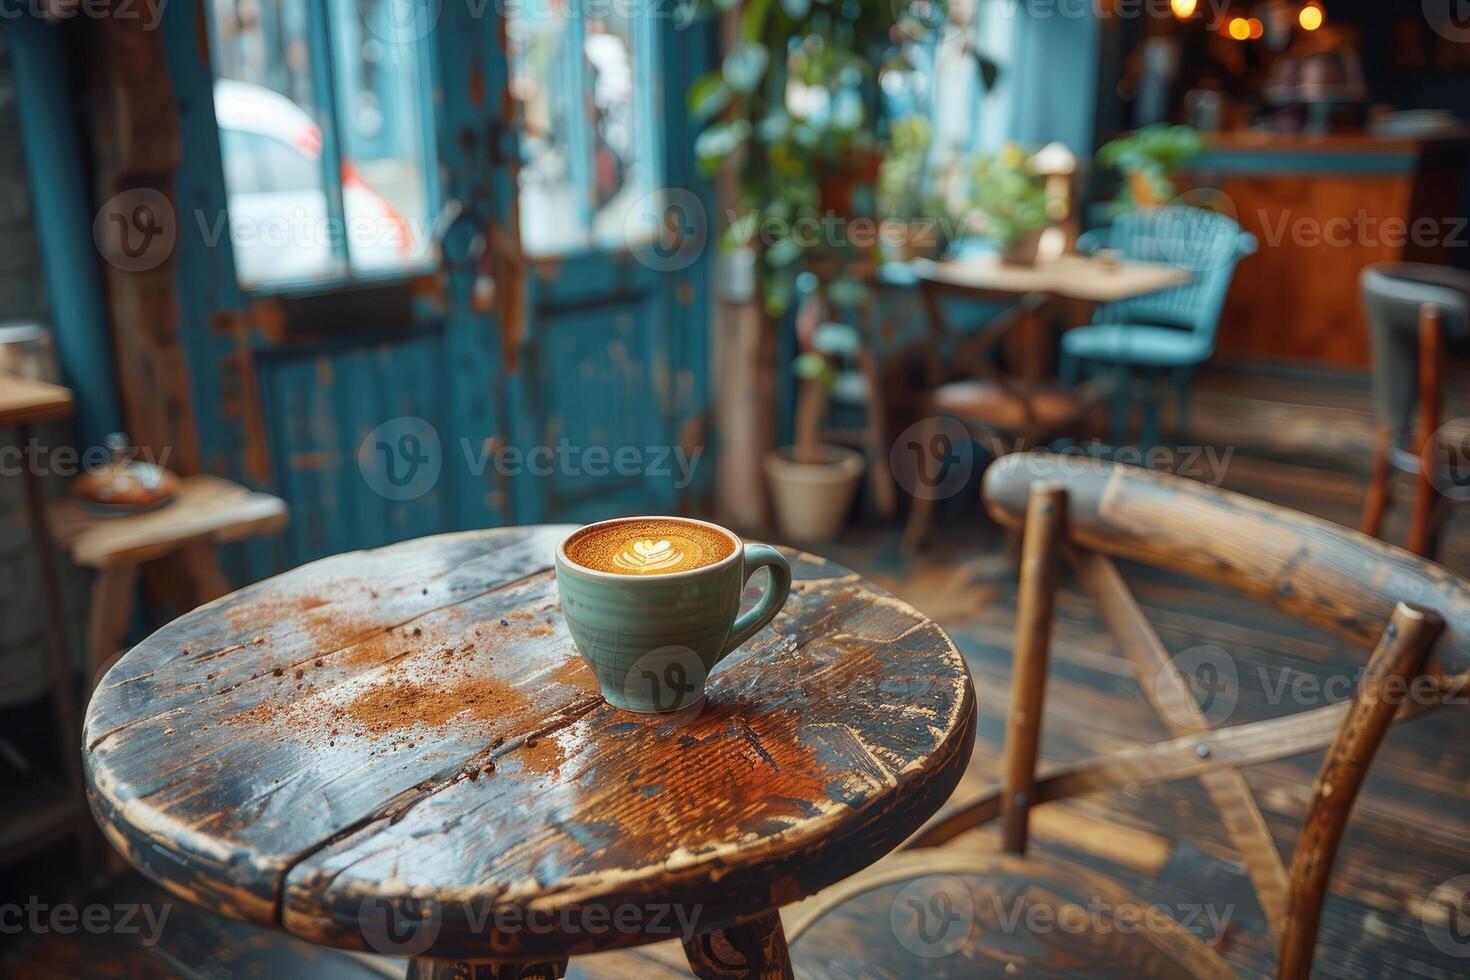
[1002,484,1068,856]
[1361,426,1393,540]
[684,909,793,980]
[1107,367,1134,447]
[1171,366,1196,443]
[1137,374,1164,451]
[1408,305,1445,557]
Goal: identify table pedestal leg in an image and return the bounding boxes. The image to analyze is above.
[683,909,794,980]
[406,960,566,980]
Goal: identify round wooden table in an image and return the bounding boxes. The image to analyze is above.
[84,526,975,978]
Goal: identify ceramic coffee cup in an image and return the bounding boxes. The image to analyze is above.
[554,516,792,712]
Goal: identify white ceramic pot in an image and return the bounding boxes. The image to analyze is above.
[764,445,866,543]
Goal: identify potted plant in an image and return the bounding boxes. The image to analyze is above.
[764,324,866,543]
[877,114,945,262]
[1097,124,1204,210]
[970,142,1049,265]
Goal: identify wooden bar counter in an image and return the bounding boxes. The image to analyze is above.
[1189,132,1469,367]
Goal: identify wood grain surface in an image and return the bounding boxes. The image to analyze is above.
[83,526,976,963]
[982,452,1470,690]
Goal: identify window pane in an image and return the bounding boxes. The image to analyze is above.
[205,0,435,288]
[508,2,659,256]
[207,0,341,287]
[508,0,582,256]
[331,0,434,274]
[584,11,653,248]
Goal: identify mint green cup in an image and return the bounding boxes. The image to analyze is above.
[554,517,792,712]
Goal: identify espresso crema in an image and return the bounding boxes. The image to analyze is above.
[564,518,735,575]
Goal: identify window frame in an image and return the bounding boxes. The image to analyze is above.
[204,0,443,298]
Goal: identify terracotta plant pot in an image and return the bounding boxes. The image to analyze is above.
[999,228,1043,267]
[764,445,866,543]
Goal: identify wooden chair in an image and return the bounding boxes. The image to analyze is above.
[902,276,1111,548]
[789,451,1470,977]
[1359,263,1470,559]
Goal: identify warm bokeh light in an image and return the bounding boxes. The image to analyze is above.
[1247,16,1264,39]
[1299,2,1324,31]
[1227,16,1251,40]
[1170,0,1198,19]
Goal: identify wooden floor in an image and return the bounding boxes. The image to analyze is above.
[7,366,1470,978]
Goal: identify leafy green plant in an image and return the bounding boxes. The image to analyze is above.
[1097,124,1204,209]
[686,0,995,315]
[969,143,1048,248]
[876,114,933,223]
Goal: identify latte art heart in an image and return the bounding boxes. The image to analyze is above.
[613,538,684,572]
[564,518,737,576]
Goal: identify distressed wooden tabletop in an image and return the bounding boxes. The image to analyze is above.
[83,526,976,963]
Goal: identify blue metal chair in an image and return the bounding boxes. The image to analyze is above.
[1062,206,1257,446]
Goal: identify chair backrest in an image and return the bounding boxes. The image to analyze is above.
[1089,207,1256,347]
[1361,262,1470,438]
[977,451,1469,979]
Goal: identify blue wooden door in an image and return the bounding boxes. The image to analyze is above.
[162,2,711,578]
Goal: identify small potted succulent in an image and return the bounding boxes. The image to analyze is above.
[764,324,866,543]
[970,142,1049,265]
[1097,124,1204,210]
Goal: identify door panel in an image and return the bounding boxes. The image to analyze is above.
[162,1,711,580]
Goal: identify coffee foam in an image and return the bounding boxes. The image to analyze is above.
[565,519,735,575]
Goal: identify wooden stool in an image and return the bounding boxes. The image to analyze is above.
[49,475,286,688]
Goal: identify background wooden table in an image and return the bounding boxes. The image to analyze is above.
[84,526,975,977]
[913,253,1193,381]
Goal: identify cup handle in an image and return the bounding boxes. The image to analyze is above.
[722,544,792,658]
